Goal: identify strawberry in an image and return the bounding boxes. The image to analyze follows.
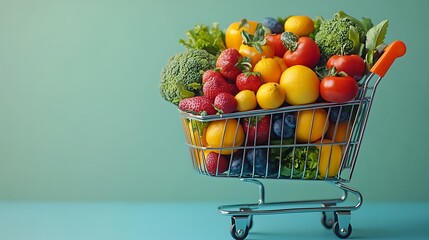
[216,48,251,82]
[228,83,240,96]
[205,151,229,175]
[214,92,237,114]
[242,115,271,145]
[202,69,225,84]
[203,77,230,102]
[236,72,263,92]
[178,96,217,115]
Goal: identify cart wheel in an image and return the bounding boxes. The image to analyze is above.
[230,223,249,240]
[230,217,249,240]
[332,221,352,239]
[321,212,335,229]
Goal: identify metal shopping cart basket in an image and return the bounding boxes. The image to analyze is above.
[180,41,406,239]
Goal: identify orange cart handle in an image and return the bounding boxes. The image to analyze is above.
[370,40,406,77]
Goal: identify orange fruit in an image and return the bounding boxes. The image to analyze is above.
[295,109,329,143]
[273,56,288,72]
[284,16,314,37]
[225,19,258,50]
[235,90,257,112]
[205,119,245,154]
[326,121,353,143]
[256,82,285,109]
[279,65,319,105]
[317,139,343,178]
[253,57,282,83]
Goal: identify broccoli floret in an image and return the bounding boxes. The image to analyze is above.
[315,11,368,62]
[160,49,216,105]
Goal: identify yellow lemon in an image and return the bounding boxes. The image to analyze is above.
[284,16,314,37]
[235,90,257,112]
[206,119,245,154]
[253,57,282,83]
[317,139,343,178]
[256,82,285,109]
[295,109,329,143]
[279,65,319,105]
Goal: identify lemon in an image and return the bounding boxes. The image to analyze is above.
[235,90,257,112]
[253,57,282,83]
[317,139,343,178]
[284,16,314,37]
[279,65,319,105]
[206,119,245,154]
[295,109,329,143]
[256,82,285,109]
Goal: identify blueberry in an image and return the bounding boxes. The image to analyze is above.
[229,153,251,176]
[272,114,296,139]
[329,107,351,123]
[246,148,279,176]
[262,17,284,34]
[284,114,296,128]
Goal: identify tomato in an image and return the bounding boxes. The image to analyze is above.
[320,76,358,103]
[327,54,366,80]
[283,36,320,69]
[265,34,286,58]
[239,44,274,68]
[225,19,258,51]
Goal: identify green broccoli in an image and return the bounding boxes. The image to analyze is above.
[160,49,216,105]
[315,11,369,62]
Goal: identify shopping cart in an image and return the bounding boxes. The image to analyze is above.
[180,40,406,239]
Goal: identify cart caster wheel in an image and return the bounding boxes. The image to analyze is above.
[230,223,249,240]
[321,212,335,229]
[231,216,250,240]
[332,221,352,239]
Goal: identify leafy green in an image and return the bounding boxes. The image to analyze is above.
[365,20,389,67]
[270,146,320,179]
[361,17,373,31]
[179,23,226,56]
[366,20,389,51]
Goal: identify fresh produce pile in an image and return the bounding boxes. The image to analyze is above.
[160,11,389,179]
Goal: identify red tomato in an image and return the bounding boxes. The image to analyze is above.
[320,76,358,103]
[266,34,286,58]
[327,55,366,80]
[283,37,320,68]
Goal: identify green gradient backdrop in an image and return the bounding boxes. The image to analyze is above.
[0,0,427,202]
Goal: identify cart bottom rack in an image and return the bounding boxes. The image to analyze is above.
[221,179,361,239]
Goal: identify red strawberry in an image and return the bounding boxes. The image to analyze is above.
[242,115,271,145]
[202,69,225,84]
[216,48,251,82]
[214,92,237,114]
[205,151,229,175]
[236,72,263,92]
[203,77,230,102]
[178,96,216,115]
[228,83,240,96]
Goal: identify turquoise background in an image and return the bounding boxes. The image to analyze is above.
[0,0,427,203]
